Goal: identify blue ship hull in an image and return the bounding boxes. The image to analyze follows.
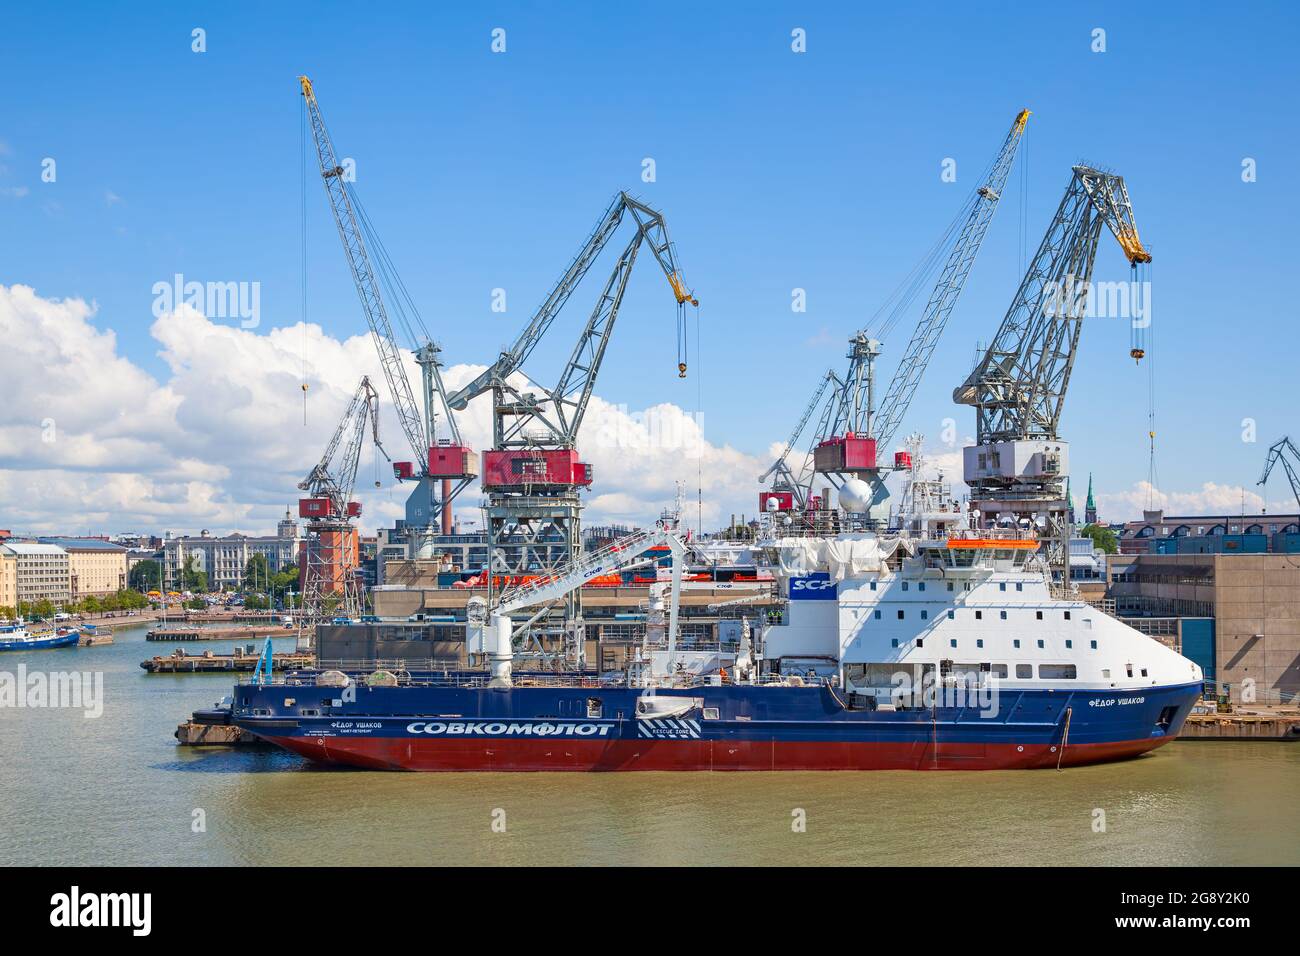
[231,678,1203,771]
[0,631,80,652]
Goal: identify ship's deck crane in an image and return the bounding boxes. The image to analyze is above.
[297,377,388,629]
[467,526,687,685]
[299,76,474,544]
[955,164,1151,583]
[445,191,696,666]
[763,109,1030,520]
[1259,437,1300,511]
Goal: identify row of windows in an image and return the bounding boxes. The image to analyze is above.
[889,635,1099,651]
[874,608,1075,622]
[873,580,1031,593]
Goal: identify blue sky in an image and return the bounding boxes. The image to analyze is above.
[1,2,1298,531]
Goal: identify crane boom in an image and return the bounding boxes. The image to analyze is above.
[872,108,1030,451]
[297,377,386,513]
[1259,437,1300,511]
[447,191,696,414]
[955,165,1151,443]
[299,76,428,470]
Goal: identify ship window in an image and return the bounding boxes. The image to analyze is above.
[976,639,984,648]
[702,707,719,720]
[918,583,926,591]
[1102,669,1111,679]
[1039,664,1077,679]
[1126,664,1134,677]
[1141,668,1149,677]
[300,709,319,717]
[874,610,881,619]
[1065,640,1072,649]
[1015,583,1023,592]
[999,582,1006,591]
[989,664,1008,678]
[870,581,877,591]
[586,698,603,719]
[1090,640,1097,650]
[1064,611,1072,620]
[1016,664,1032,679]
[999,610,1007,620]
[902,582,909,591]
[1014,639,1021,648]
[1036,610,1043,620]
[975,611,983,620]
[947,610,955,620]
[891,639,898,648]
[916,639,924,648]
[897,610,905,619]
[949,639,957,648]
[947,582,954,591]
[921,610,928,620]
[1037,639,1044,648]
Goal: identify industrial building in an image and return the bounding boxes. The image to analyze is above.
[1117,509,1300,555]
[1108,552,1300,703]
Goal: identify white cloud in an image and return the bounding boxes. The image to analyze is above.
[1097,481,1296,523]
[0,284,767,537]
[0,186,28,199]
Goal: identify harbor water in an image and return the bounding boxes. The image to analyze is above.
[2,624,1297,866]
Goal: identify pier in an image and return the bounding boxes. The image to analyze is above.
[141,649,313,673]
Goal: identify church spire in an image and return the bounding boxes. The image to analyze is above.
[1085,473,1098,525]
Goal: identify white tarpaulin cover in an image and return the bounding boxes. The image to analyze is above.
[773,536,914,581]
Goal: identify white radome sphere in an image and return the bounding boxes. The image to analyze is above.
[838,478,874,513]
[765,496,781,513]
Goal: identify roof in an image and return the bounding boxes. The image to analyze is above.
[1,542,68,556]
[37,537,127,553]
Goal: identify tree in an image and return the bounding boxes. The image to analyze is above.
[0,606,14,621]
[1080,523,1118,555]
[129,559,162,592]
[32,599,56,620]
[181,556,208,593]
[243,553,272,593]
[243,593,270,610]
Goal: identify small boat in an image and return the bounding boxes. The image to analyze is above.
[0,623,81,652]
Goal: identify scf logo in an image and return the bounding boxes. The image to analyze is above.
[790,573,837,600]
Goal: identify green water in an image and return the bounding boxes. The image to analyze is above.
[1,624,1297,866]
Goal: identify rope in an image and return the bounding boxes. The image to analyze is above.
[1056,705,1073,771]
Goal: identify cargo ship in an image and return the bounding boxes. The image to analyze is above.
[230,514,1204,771]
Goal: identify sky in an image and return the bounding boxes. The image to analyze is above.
[1,2,1298,536]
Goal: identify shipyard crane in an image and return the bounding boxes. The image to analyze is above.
[1259,437,1300,511]
[955,165,1151,583]
[763,109,1030,520]
[446,191,696,661]
[299,76,474,544]
[297,377,388,630]
[758,369,843,512]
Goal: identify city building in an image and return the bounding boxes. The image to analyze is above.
[162,511,301,591]
[1107,552,1300,702]
[0,542,71,607]
[1117,509,1300,555]
[37,537,128,598]
[0,549,16,612]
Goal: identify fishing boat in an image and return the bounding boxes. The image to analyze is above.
[0,623,81,651]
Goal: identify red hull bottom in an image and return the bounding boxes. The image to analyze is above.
[260,734,1177,771]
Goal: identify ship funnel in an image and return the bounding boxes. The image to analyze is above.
[487,612,514,687]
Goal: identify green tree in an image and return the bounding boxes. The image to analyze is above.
[128,559,162,592]
[32,599,56,620]
[181,556,208,593]
[0,606,14,621]
[1080,523,1118,554]
[242,553,272,593]
[243,593,270,610]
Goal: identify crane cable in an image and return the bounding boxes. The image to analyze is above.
[1145,257,1158,510]
[300,92,310,425]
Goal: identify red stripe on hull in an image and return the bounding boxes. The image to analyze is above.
[259,734,1177,772]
